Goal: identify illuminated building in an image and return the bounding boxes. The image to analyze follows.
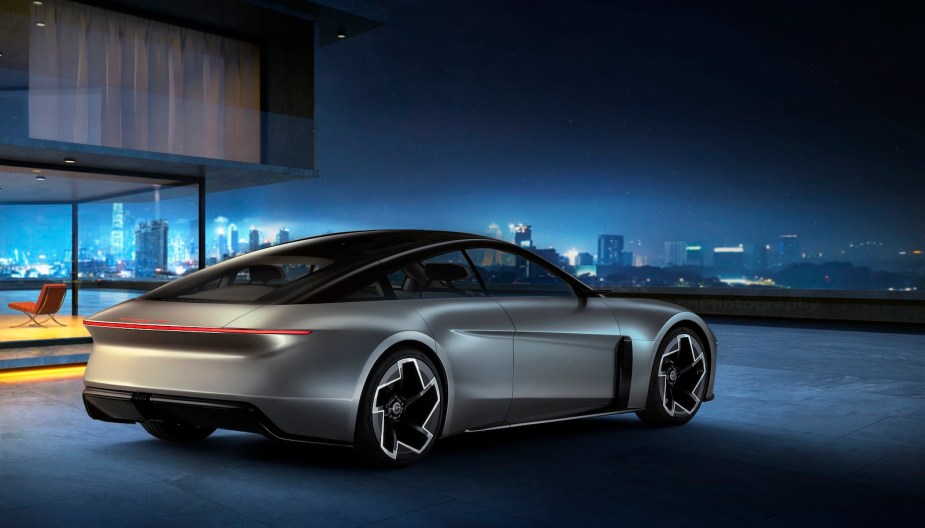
[110,203,124,263]
[664,241,686,267]
[215,228,228,261]
[249,227,260,253]
[598,235,624,267]
[510,223,533,248]
[276,227,290,245]
[713,245,745,268]
[529,247,559,277]
[229,224,239,254]
[135,219,168,277]
[685,244,704,267]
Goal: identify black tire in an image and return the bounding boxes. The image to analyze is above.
[141,420,216,442]
[636,326,708,427]
[355,348,445,468]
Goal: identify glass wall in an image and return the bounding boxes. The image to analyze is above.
[76,185,200,316]
[0,165,199,345]
[0,203,76,343]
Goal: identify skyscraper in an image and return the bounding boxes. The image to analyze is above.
[685,244,705,267]
[664,241,687,267]
[249,226,260,253]
[110,203,124,263]
[229,224,239,254]
[713,245,745,268]
[597,235,624,267]
[276,227,290,245]
[135,219,168,277]
[215,228,228,261]
[511,223,533,248]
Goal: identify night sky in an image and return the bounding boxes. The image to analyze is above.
[5,1,924,260]
[224,0,924,257]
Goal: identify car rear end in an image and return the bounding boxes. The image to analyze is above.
[80,298,353,442]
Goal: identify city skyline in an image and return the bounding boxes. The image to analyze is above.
[1,206,919,269]
[2,191,923,266]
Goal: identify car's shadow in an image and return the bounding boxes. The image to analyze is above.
[98,413,650,471]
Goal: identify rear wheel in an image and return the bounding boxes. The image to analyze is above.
[355,348,444,468]
[141,420,215,442]
[636,327,708,426]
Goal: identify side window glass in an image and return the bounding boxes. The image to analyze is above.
[386,250,486,300]
[466,248,574,297]
[339,279,390,302]
[416,251,486,299]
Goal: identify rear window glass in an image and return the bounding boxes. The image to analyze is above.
[144,256,338,303]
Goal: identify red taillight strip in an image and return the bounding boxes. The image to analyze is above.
[83,320,311,335]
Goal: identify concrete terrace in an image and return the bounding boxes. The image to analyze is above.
[0,321,923,527]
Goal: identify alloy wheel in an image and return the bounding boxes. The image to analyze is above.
[371,358,441,459]
[657,333,707,418]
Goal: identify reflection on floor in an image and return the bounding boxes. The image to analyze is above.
[0,321,922,527]
[0,315,88,342]
[0,342,91,369]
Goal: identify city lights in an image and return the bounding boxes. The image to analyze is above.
[1,209,922,292]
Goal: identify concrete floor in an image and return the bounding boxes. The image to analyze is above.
[1,321,923,527]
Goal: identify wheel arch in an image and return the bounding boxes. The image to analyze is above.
[350,332,453,443]
[655,314,717,403]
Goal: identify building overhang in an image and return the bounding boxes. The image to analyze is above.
[0,136,317,205]
[82,0,387,44]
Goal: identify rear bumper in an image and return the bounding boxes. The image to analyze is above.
[82,387,351,447]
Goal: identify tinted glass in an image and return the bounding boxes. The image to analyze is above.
[158,257,330,302]
[339,250,485,302]
[467,248,573,297]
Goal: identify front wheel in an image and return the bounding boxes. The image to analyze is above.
[636,327,708,426]
[355,348,444,468]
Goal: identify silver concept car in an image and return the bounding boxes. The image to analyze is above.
[83,230,716,467]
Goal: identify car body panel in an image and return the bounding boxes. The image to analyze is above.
[600,297,717,407]
[409,298,515,436]
[498,296,622,422]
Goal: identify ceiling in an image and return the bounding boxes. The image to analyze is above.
[0,164,196,205]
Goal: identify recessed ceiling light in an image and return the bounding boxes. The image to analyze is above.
[34,1,44,5]
[35,21,46,27]
[337,28,346,39]
[64,158,76,164]
[36,175,46,181]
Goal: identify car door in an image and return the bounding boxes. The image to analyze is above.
[467,247,622,423]
[372,250,516,434]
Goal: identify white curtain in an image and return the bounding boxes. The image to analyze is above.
[29,0,260,163]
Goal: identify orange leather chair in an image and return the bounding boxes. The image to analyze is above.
[8,283,68,327]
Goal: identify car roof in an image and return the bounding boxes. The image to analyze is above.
[268,229,495,259]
